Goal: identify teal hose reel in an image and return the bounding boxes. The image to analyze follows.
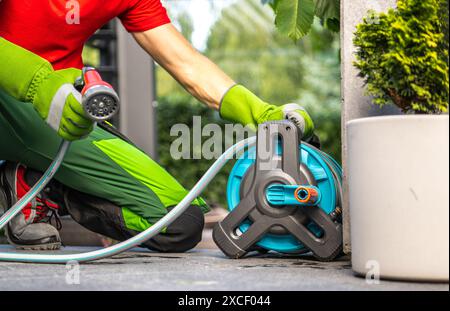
[214,121,343,261]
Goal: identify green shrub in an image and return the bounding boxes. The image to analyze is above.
[157,95,237,207]
[353,0,449,114]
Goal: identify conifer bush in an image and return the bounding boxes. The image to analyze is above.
[353,0,449,113]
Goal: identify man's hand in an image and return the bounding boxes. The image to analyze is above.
[33,68,93,141]
[0,38,93,141]
[220,85,315,140]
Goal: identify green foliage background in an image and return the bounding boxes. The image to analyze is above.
[263,0,340,40]
[353,0,449,113]
[157,0,341,207]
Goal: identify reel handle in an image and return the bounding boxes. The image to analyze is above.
[75,67,120,121]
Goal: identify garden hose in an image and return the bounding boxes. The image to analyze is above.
[0,68,119,231]
[0,136,256,263]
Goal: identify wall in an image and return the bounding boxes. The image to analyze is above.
[341,0,400,253]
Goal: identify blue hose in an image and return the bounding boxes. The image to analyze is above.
[0,137,256,263]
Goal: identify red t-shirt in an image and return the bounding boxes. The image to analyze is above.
[0,0,170,70]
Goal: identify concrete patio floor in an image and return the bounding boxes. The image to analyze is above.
[0,244,448,291]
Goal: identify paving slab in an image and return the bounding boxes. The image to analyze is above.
[0,245,448,291]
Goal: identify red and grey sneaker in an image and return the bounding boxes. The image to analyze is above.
[0,162,61,250]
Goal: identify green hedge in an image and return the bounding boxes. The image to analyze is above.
[157,95,237,208]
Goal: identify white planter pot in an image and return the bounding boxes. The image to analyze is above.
[347,115,449,281]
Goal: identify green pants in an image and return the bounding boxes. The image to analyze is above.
[0,88,209,250]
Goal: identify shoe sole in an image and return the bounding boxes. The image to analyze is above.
[13,242,62,251]
[5,223,62,251]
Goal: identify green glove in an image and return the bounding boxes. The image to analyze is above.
[0,38,93,141]
[220,85,315,140]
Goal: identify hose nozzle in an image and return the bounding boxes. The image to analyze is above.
[77,67,120,121]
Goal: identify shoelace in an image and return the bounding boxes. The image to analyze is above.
[17,165,62,230]
[47,209,62,231]
[37,197,62,230]
[33,197,51,223]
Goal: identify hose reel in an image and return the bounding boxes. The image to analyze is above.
[213,121,343,261]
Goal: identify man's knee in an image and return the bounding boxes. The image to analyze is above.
[146,205,205,253]
[61,188,206,253]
